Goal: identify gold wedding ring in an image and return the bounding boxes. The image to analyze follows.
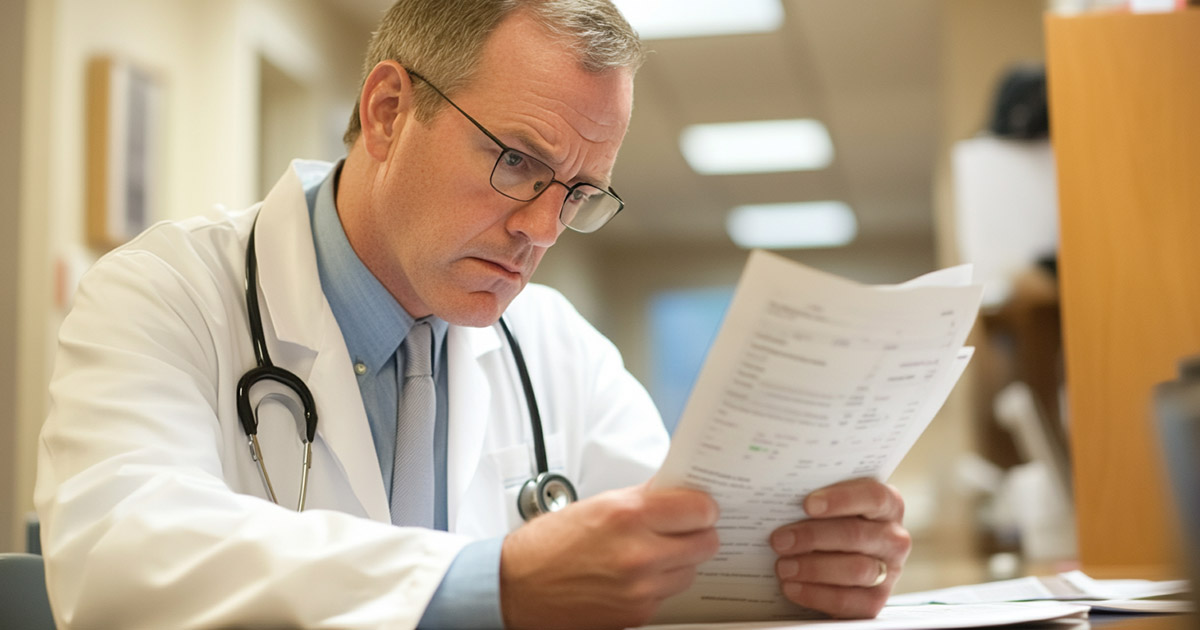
[868,559,888,588]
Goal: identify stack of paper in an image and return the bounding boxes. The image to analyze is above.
[888,570,1192,613]
[650,251,983,624]
[638,602,1089,630]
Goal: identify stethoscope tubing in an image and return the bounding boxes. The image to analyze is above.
[496,318,549,475]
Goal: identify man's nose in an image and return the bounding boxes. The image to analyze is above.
[507,183,566,247]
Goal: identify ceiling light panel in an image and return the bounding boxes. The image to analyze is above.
[680,119,834,175]
[726,201,858,249]
[613,0,784,40]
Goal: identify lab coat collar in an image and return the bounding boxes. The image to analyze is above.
[256,160,331,349]
[460,322,503,359]
[254,160,391,523]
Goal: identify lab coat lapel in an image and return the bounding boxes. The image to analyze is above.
[446,324,502,531]
[253,161,390,523]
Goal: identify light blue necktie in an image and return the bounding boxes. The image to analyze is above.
[391,321,435,528]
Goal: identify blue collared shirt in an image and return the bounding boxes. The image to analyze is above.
[307,162,504,628]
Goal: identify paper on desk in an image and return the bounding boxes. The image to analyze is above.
[1089,599,1194,613]
[649,251,983,624]
[1058,570,1189,600]
[635,601,1089,630]
[887,570,1191,611]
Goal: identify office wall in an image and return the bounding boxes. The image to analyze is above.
[42,0,362,235]
[1,0,29,552]
[7,0,367,550]
[935,0,1047,268]
[925,0,1050,573]
[10,0,55,555]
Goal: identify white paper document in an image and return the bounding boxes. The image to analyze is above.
[637,602,1089,630]
[888,570,1192,613]
[650,251,983,624]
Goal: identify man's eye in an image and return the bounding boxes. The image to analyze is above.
[569,189,591,203]
[503,151,525,168]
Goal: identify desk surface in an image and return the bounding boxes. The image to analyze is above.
[1082,613,1194,630]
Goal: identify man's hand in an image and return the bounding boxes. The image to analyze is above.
[499,484,720,630]
[770,478,911,619]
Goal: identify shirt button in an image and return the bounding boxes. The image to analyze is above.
[354,362,367,375]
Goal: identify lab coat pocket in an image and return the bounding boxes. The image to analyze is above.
[487,432,570,529]
[490,442,534,489]
[489,432,568,487]
[545,430,567,475]
[488,442,533,530]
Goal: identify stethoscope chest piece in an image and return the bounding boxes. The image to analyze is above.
[517,472,577,520]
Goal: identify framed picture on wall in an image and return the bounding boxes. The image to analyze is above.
[86,56,163,251]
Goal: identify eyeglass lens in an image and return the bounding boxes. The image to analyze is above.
[489,148,621,234]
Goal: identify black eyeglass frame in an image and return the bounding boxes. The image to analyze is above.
[407,70,624,234]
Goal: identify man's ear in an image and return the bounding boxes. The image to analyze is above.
[358,60,415,162]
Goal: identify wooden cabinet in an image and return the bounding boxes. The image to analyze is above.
[1045,9,1200,573]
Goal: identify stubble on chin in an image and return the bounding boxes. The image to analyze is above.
[432,281,526,328]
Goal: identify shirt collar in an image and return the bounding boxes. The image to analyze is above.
[309,160,448,373]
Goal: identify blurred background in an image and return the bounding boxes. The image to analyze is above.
[0,0,1079,592]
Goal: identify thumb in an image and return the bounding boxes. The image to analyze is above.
[640,487,720,534]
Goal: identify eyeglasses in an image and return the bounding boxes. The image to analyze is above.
[408,70,624,234]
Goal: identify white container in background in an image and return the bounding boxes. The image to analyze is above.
[1130,0,1179,11]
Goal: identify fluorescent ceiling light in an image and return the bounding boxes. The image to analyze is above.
[726,201,858,249]
[613,0,784,40]
[680,119,834,175]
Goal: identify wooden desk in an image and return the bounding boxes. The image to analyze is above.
[1087,613,1195,630]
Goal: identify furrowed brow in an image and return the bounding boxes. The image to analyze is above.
[509,131,611,189]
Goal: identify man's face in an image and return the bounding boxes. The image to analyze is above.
[357,12,634,327]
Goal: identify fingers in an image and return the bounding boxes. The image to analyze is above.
[768,479,911,620]
[638,487,720,534]
[770,517,911,560]
[775,551,896,620]
[802,478,904,522]
[500,485,719,630]
[590,514,720,575]
[657,563,702,595]
[657,527,721,571]
[779,581,891,619]
[770,517,911,594]
[776,552,891,587]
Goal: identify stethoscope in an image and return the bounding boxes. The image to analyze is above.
[236,219,577,521]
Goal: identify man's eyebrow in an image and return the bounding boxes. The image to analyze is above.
[507,131,557,167]
[508,131,612,189]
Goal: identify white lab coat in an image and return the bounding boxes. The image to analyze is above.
[35,160,669,629]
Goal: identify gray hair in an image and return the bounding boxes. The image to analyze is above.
[342,0,645,149]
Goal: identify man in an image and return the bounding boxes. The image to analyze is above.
[35,1,910,628]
